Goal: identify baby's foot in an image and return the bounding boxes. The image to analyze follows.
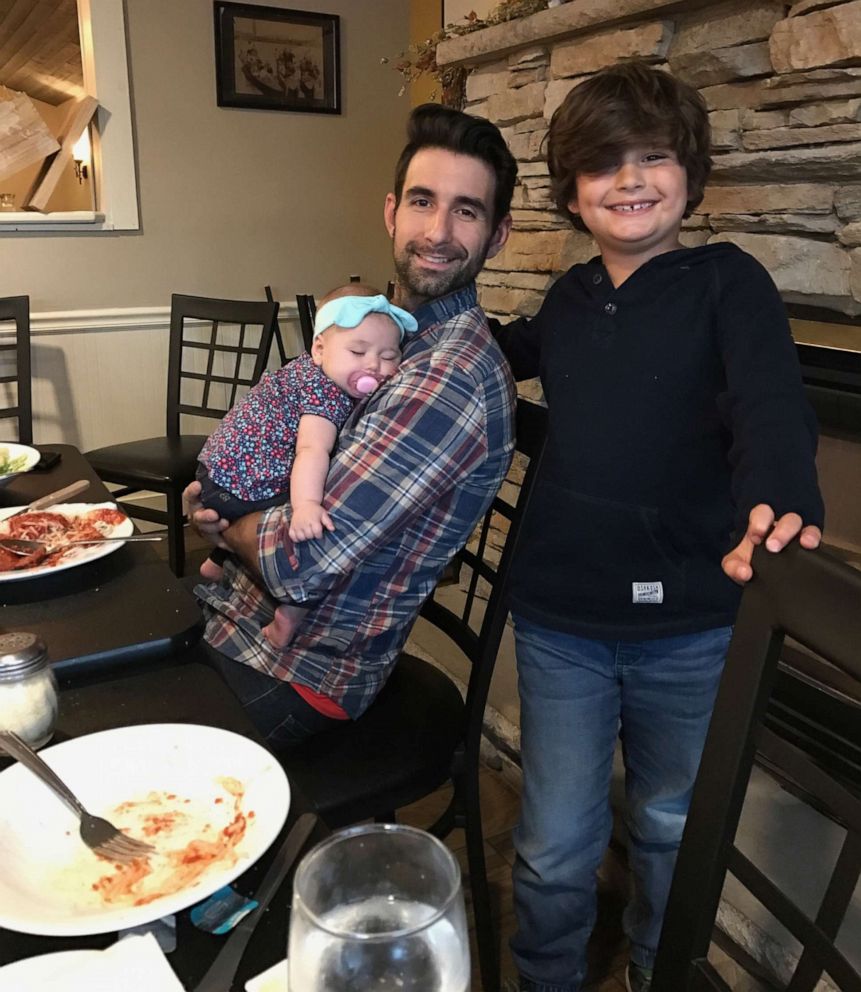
[200,557,224,581]
[262,605,303,649]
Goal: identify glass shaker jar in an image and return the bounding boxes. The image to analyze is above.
[0,632,58,751]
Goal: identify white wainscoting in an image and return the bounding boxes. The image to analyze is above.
[27,303,302,452]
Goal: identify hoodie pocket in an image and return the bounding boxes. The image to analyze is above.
[513,480,687,617]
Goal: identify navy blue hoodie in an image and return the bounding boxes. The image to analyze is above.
[495,242,824,640]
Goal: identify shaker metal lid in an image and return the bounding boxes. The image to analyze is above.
[0,632,49,680]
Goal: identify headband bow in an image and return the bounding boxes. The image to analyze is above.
[313,294,417,342]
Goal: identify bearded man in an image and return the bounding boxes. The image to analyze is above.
[184,104,518,746]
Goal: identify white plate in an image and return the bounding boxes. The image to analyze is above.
[246,957,287,992]
[0,501,134,581]
[0,950,102,989]
[0,723,291,936]
[0,442,39,486]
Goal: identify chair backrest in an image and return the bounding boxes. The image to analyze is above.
[295,294,316,353]
[654,541,861,992]
[0,295,33,445]
[420,398,547,763]
[166,293,279,437]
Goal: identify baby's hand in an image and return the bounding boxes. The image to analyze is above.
[289,502,335,542]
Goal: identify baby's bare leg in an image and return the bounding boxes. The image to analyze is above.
[262,603,307,648]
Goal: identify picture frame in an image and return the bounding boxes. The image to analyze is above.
[214,2,340,114]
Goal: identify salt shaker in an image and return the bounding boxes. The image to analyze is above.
[0,632,58,751]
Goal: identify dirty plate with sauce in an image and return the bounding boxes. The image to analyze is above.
[0,502,134,580]
[0,724,290,936]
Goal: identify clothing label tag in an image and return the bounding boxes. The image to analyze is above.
[632,581,663,604]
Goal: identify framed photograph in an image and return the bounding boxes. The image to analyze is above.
[214,2,340,114]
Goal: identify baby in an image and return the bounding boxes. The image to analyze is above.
[196,283,415,646]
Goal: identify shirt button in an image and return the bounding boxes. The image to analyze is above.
[604,302,617,315]
[592,273,603,285]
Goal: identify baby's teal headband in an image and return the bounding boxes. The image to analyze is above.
[313,294,417,342]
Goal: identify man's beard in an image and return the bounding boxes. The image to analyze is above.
[392,238,490,304]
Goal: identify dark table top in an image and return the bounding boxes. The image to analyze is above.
[0,444,203,681]
[0,662,325,990]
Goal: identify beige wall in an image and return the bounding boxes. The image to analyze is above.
[1,0,411,311]
[409,0,441,107]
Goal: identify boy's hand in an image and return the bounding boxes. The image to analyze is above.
[722,503,822,585]
[289,502,335,542]
[183,480,230,548]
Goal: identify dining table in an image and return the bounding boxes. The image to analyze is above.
[0,443,202,682]
[0,445,327,989]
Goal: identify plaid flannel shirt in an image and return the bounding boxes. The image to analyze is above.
[197,284,516,719]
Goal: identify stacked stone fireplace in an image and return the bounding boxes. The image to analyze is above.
[436,0,861,323]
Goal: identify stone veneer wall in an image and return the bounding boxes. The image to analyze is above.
[436,0,861,321]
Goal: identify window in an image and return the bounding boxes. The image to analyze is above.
[0,0,138,232]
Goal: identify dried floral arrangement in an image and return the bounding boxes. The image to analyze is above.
[383,0,550,106]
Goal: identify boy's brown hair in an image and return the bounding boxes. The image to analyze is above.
[547,60,712,232]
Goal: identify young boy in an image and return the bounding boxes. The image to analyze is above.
[494,61,824,992]
[197,283,413,647]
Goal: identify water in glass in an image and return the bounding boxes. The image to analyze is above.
[288,823,470,991]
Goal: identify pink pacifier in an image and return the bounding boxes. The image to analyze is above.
[354,374,380,395]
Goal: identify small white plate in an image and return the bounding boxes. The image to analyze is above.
[0,724,291,936]
[0,442,39,486]
[0,501,134,581]
[0,949,101,989]
[246,957,288,992]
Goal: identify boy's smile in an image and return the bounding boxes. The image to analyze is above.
[568,147,688,283]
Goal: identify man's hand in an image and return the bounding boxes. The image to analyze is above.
[722,503,822,585]
[183,480,230,548]
[289,501,335,542]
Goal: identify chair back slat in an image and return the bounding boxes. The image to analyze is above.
[654,542,861,992]
[296,294,316,353]
[0,295,32,444]
[165,294,280,437]
[263,286,290,366]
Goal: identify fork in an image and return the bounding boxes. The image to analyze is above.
[0,533,165,556]
[0,730,155,864]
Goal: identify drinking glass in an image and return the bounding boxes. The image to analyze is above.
[288,823,470,991]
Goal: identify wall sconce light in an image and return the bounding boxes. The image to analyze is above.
[72,129,90,183]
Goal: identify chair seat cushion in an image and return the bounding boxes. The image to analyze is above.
[277,653,465,826]
[85,435,209,488]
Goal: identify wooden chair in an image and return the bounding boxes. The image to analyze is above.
[276,398,547,992]
[85,294,279,576]
[653,541,861,991]
[0,295,33,444]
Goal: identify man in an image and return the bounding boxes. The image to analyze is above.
[184,104,518,747]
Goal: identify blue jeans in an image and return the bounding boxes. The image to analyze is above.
[510,618,732,992]
[200,640,344,748]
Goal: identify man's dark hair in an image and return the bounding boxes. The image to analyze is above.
[393,103,518,230]
[547,60,712,231]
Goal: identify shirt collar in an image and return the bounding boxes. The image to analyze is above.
[410,283,478,333]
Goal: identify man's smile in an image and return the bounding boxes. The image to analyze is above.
[410,246,465,267]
